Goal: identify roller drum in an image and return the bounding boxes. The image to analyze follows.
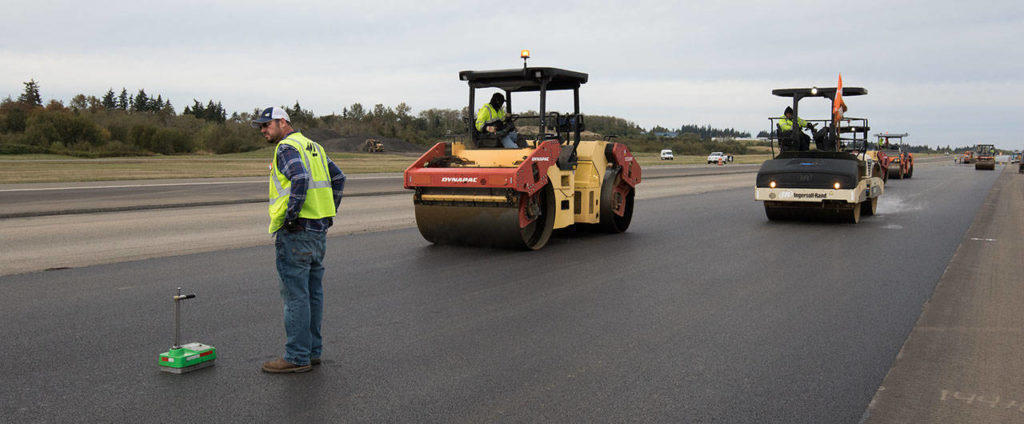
[414,186,555,250]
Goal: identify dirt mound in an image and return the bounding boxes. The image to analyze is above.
[301,128,427,153]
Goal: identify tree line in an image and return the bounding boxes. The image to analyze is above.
[1,80,258,156]
[2,79,769,157]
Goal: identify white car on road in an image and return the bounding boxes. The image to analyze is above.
[707,152,732,164]
[660,149,674,160]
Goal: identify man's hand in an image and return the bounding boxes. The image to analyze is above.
[283,219,303,233]
[485,125,497,133]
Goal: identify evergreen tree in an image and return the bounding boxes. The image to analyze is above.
[117,88,129,110]
[101,89,117,109]
[215,101,226,123]
[160,99,175,115]
[17,79,43,107]
[131,89,149,112]
[285,101,314,125]
[184,99,224,122]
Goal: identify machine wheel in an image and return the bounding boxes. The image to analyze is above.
[596,167,634,233]
[519,185,557,249]
[846,203,862,224]
[860,196,877,216]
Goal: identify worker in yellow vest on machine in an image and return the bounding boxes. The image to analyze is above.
[476,92,520,148]
[252,106,347,374]
[777,106,815,152]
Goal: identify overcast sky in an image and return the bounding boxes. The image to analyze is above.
[3,0,1022,149]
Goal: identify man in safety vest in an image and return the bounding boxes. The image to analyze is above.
[252,106,346,373]
[476,93,519,148]
[777,106,812,151]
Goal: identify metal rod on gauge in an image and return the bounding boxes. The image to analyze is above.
[174,287,182,349]
[171,288,197,349]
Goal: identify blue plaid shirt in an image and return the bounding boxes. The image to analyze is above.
[276,131,346,233]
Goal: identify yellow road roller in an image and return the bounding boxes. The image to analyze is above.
[403,53,641,250]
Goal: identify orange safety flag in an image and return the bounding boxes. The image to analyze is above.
[833,73,847,125]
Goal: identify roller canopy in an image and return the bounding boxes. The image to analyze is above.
[772,87,868,98]
[459,67,589,92]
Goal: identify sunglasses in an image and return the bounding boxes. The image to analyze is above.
[259,121,273,129]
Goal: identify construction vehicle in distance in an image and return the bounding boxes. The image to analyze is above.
[755,85,884,224]
[403,52,641,250]
[960,150,974,164]
[874,133,914,179]
[974,144,996,170]
[362,139,384,153]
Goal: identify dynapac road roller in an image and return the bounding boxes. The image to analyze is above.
[403,53,641,250]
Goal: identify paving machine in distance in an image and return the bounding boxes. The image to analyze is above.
[874,133,914,179]
[974,144,996,170]
[403,52,641,250]
[755,85,884,224]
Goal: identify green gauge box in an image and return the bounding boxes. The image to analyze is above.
[159,342,216,374]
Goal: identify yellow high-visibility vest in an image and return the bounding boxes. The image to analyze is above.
[268,132,335,233]
[778,116,807,132]
[475,103,506,131]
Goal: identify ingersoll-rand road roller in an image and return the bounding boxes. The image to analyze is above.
[403,52,641,250]
[755,85,884,224]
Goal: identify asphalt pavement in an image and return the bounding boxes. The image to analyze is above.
[0,160,1006,422]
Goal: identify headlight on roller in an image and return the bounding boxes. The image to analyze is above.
[769,181,777,188]
[833,182,841,190]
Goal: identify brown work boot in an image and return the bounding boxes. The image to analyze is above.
[261,358,312,373]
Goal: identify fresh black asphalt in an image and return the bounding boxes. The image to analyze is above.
[0,161,999,422]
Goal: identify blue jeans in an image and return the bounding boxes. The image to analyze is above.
[500,130,519,148]
[275,229,327,366]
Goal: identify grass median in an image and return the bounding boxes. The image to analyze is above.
[0,148,423,183]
